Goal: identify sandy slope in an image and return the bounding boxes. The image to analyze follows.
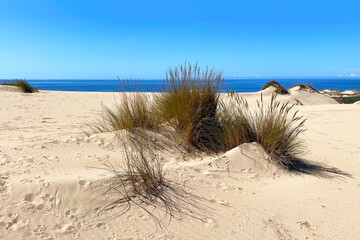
[0,88,359,240]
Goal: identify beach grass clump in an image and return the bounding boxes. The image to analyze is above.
[84,63,307,170]
[103,140,166,204]
[218,96,255,150]
[156,63,225,151]
[290,84,319,93]
[1,79,38,93]
[250,94,306,169]
[261,80,288,94]
[218,93,306,169]
[84,92,159,135]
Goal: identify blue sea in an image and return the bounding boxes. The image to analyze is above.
[27,79,360,93]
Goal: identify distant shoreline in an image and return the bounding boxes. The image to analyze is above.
[20,78,360,93]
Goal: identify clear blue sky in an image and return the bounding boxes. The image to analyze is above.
[1,0,359,79]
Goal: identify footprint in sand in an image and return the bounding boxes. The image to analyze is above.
[203,218,218,228]
[297,220,317,231]
[90,222,107,229]
[209,197,230,206]
[0,213,28,231]
[32,224,47,236]
[0,155,9,165]
[0,172,11,197]
[78,179,91,188]
[65,208,78,219]
[56,223,76,234]
[22,193,55,212]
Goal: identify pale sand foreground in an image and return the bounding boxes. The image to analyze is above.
[0,88,359,240]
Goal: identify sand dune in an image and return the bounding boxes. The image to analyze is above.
[0,89,359,239]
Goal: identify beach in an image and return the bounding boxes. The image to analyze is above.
[1,87,360,240]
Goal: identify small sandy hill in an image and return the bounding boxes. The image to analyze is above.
[0,85,22,92]
[260,85,278,95]
[206,142,280,177]
[288,86,339,105]
[225,86,299,106]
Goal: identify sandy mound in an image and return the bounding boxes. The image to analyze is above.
[0,85,22,92]
[259,86,278,94]
[288,89,339,105]
[227,87,299,106]
[206,142,279,177]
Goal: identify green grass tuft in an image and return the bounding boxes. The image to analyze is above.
[156,62,225,151]
[218,96,255,150]
[251,94,306,168]
[219,93,306,169]
[83,92,159,136]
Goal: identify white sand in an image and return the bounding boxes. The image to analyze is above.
[1,88,359,239]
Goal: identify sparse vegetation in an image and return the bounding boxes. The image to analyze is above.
[333,96,360,104]
[261,80,288,94]
[290,84,319,93]
[103,142,166,203]
[0,79,38,93]
[97,139,207,227]
[87,63,307,170]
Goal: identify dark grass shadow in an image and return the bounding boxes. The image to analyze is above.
[285,158,352,179]
[83,177,214,231]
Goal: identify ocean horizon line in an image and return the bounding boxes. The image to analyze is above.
[23,78,360,93]
[20,77,360,81]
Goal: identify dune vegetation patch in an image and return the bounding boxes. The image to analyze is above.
[333,96,360,104]
[261,80,288,94]
[247,94,306,169]
[86,63,307,171]
[290,84,319,93]
[102,142,166,204]
[83,92,159,136]
[155,63,225,152]
[0,79,38,93]
[218,93,306,169]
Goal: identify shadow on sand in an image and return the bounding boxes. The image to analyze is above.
[286,157,352,179]
[85,178,213,231]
